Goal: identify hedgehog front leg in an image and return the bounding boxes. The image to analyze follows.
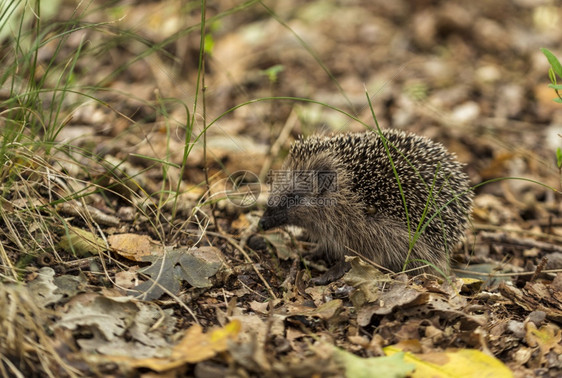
[302,243,350,284]
[311,259,350,285]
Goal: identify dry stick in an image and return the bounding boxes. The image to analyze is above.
[480,231,562,253]
[60,256,99,270]
[206,231,277,300]
[0,230,18,279]
[234,276,269,301]
[281,258,299,289]
[473,223,562,244]
[259,108,299,182]
[343,245,399,275]
[530,257,548,282]
[525,217,562,228]
[451,268,561,277]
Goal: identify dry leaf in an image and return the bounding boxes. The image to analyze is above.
[105,321,241,371]
[109,233,164,261]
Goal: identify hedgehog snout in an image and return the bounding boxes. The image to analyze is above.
[259,205,288,231]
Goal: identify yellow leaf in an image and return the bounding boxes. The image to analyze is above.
[335,348,415,378]
[526,322,562,353]
[209,319,242,350]
[460,277,483,293]
[384,345,513,378]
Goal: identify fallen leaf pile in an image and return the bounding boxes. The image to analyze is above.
[3,248,559,376]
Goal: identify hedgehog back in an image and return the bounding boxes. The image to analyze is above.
[287,129,472,250]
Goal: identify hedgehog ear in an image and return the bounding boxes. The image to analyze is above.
[309,153,339,195]
[308,152,338,173]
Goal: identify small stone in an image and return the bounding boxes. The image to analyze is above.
[451,101,480,123]
[507,320,525,338]
[528,310,546,326]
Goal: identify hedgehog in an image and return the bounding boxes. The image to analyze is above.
[259,129,473,284]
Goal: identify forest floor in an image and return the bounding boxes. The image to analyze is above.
[0,0,561,377]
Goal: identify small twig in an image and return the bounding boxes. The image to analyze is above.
[472,223,562,244]
[61,256,99,270]
[280,258,299,290]
[480,231,562,253]
[344,245,396,274]
[451,267,561,277]
[530,257,548,282]
[56,201,120,227]
[232,276,269,301]
[0,233,18,280]
[524,217,562,228]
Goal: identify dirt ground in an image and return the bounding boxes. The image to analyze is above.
[1,0,561,377]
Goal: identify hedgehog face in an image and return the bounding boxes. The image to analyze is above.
[259,184,333,231]
[259,154,340,231]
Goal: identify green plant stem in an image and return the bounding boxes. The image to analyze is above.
[200,2,218,230]
[364,90,413,271]
[173,1,207,219]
